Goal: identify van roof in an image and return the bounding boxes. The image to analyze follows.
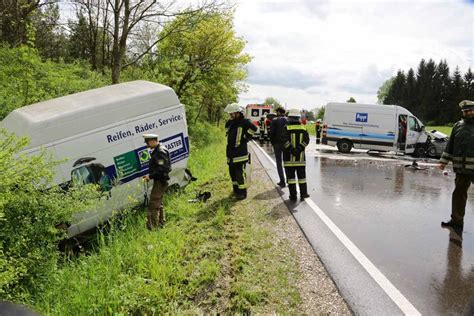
[1,80,180,149]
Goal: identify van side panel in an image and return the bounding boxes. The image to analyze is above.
[324,103,397,151]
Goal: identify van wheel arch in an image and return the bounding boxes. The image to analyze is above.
[337,139,353,153]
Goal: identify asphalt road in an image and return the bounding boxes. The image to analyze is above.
[253,138,473,315]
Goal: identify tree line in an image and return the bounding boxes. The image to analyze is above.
[378,59,473,125]
[0,0,251,125]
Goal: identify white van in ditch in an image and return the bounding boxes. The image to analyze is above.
[1,80,190,236]
[322,102,427,154]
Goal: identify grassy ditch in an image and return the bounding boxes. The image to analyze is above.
[33,133,303,315]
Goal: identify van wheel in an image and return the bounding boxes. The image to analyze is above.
[414,145,426,157]
[337,140,353,153]
[427,145,437,157]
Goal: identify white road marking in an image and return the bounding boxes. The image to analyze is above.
[251,141,421,316]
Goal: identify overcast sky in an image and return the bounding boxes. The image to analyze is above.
[233,0,474,110]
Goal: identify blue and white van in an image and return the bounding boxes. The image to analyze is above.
[322,102,427,154]
[1,81,191,236]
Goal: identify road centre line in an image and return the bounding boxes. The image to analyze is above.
[251,141,421,316]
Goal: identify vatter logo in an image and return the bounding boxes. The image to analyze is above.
[138,149,151,164]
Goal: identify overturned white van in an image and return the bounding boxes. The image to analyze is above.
[1,80,190,236]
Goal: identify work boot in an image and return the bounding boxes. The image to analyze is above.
[301,193,310,199]
[289,195,297,201]
[277,182,286,188]
[441,220,463,230]
[236,194,247,200]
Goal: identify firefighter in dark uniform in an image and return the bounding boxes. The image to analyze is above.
[315,119,322,144]
[282,108,310,201]
[224,103,257,200]
[142,133,171,229]
[258,115,266,144]
[269,105,287,187]
[439,100,474,230]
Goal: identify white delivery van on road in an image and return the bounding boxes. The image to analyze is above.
[322,102,427,155]
[1,80,190,236]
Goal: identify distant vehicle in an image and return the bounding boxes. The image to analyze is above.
[322,102,428,155]
[1,80,191,237]
[245,104,273,137]
[424,130,449,158]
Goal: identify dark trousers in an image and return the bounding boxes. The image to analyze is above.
[451,173,474,224]
[316,131,321,144]
[147,180,167,229]
[285,166,308,198]
[273,144,285,184]
[229,162,247,196]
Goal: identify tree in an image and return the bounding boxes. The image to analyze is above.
[346,97,356,103]
[151,11,251,124]
[385,70,405,106]
[416,59,437,122]
[263,96,282,108]
[377,77,394,104]
[403,68,416,112]
[433,60,451,124]
[449,67,465,122]
[104,0,222,84]
[0,0,45,46]
[464,68,473,100]
[32,4,67,60]
[316,106,325,119]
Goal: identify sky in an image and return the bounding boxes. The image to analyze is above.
[233,0,474,110]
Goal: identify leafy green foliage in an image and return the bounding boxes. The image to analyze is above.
[0,130,99,302]
[145,12,251,125]
[0,46,109,120]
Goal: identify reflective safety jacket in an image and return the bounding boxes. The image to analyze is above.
[282,118,310,167]
[225,117,257,164]
[440,118,474,175]
[149,144,172,181]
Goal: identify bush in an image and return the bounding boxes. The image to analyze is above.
[0,45,109,120]
[188,121,224,150]
[0,130,98,302]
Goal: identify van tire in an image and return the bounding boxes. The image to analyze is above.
[337,140,353,153]
[427,145,437,157]
[413,144,427,158]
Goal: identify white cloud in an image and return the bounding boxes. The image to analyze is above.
[235,0,474,110]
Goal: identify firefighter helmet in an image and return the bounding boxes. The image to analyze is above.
[459,100,474,111]
[224,103,242,113]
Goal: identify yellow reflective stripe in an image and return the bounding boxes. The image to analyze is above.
[287,179,297,184]
[298,178,307,184]
[284,162,305,167]
[466,165,474,170]
[232,181,238,185]
[286,125,306,131]
[248,128,255,135]
[452,157,474,162]
[291,133,296,148]
[284,142,291,148]
[299,134,303,161]
[233,155,248,163]
[236,127,242,147]
[237,164,247,188]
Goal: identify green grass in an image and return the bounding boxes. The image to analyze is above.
[32,134,303,315]
[426,126,452,135]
